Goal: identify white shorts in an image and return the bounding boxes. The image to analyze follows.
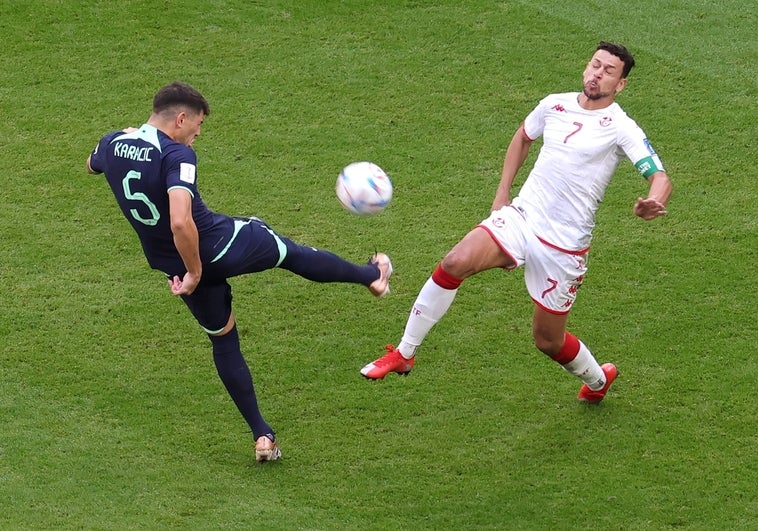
[478,206,588,314]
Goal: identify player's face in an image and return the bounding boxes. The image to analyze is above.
[582,50,627,101]
[176,111,205,147]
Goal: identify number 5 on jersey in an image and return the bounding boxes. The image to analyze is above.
[122,170,160,226]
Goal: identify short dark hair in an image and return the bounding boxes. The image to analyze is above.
[596,41,635,78]
[153,81,210,116]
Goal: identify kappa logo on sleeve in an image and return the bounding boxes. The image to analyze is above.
[180,163,196,184]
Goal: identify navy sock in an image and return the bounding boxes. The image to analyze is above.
[279,241,378,285]
[209,325,273,440]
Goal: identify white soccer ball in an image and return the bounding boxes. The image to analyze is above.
[336,161,393,215]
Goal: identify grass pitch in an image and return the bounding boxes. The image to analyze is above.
[0,1,755,529]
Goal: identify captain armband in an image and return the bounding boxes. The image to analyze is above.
[634,156,665,179]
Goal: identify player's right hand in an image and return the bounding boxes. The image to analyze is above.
[168,272,201,296]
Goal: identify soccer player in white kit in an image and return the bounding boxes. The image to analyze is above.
[361,42,672,403]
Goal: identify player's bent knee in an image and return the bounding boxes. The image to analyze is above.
[206,314,236,337]
[440,252,470,278]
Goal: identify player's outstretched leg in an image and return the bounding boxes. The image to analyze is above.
[361,264,462,380]
[278,239,392,297]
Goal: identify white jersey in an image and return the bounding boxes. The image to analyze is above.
[512,92,664,252]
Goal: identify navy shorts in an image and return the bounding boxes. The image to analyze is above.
[180,217,290,333]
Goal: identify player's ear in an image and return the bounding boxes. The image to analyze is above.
[615,77,628,94]
[175,110,187,128]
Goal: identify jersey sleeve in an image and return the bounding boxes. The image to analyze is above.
[88,131,119,174]
[522,96,551,141]
[164,144,199,198]
[617,117,665,178]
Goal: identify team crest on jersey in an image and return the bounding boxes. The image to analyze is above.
[599,116,612,127]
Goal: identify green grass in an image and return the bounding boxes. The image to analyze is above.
[1,0,756,529]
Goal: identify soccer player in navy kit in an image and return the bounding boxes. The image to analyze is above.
[86,81,392,462]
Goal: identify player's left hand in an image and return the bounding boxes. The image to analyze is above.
[634,197,667,220]
[168,272,201,296]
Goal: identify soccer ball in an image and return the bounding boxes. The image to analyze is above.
[336,161,393,215]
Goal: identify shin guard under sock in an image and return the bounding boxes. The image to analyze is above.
[398,264,461,358]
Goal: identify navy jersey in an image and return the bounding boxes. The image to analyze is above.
[88,124,235,275]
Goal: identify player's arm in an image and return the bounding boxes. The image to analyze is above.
[85,155,99,174]
[167,188,202,295]
[492,124,533,211]
[634,171,672,220]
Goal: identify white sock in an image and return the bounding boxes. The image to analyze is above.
[562,341,605,390]
[397,277,458,358]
